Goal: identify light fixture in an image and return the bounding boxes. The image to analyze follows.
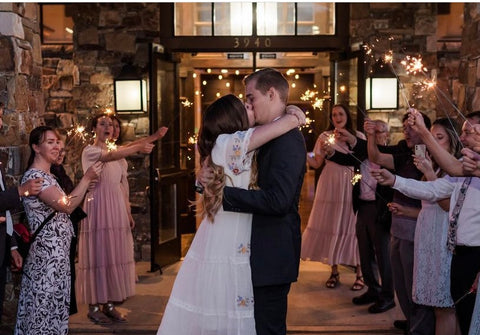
[114,63,147,113]
[365,58,398,110]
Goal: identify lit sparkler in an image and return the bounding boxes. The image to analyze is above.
[401,55,428,75]
[351,173,362,185]
[106,139,118,152]
[327,133,336,145]
[300,89,318,101]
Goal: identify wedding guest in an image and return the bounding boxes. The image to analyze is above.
[301,104,364,291]
[15,126,102,334]
[77,114,167,324]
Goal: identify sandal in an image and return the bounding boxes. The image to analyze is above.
[87,305,112,324]
[326,273,340,289]
[103,303,128,323]
[351,276,365,291]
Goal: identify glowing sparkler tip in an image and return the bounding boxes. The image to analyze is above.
[351,173,362,185]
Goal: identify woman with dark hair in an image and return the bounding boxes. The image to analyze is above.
[387,116,462,335]
[77,114,167,324]
[301,104,365,290]
[15,126,102,334]
[157,94,304,334]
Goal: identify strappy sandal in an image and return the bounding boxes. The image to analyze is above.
[351,276,365,291]
[103,302,128,323]
[326,273,340,289]
[87,305,112,324]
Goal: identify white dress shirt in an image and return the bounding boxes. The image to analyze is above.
[393,175,480,246]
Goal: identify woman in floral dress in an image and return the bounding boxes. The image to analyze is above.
[15,126,101,334]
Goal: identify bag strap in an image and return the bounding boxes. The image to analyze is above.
[31,211,57,242]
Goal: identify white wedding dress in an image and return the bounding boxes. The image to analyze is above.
[157,128,256,335]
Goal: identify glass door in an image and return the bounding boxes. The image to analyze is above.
[149,46,195,272]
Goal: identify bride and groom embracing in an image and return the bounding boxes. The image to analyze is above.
[157,68,307,335]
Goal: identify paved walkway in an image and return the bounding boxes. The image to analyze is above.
[67,260,404,334]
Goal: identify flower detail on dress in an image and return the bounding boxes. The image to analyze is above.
[227,137,247,175]
[236,296,254,307]
[237,243,250,255]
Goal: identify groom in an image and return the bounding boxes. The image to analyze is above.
[200,68,306,334]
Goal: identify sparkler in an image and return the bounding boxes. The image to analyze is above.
[326,133,336,145]
[351,173,362,185]
[105,138,118,152]
[400,55,428,75]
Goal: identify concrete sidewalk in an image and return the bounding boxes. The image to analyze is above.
[68,260,404,334]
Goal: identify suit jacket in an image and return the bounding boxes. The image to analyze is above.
[223,128,306,287]
[0,166,21,266]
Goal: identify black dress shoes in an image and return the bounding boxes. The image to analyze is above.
[393,319,408,330]
[352,292,377,305]
[368,299,396,313]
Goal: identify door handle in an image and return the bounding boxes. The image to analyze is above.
[154,168,161,181]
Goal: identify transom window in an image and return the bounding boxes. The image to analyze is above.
[174,3,335,36]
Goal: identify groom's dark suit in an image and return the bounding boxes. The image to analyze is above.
[0,164,21,320]
[223,128,306,335]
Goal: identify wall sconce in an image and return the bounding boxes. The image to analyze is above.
[365,58,398,110]
[114,63,147,113]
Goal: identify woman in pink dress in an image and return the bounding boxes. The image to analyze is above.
[301,104,364,290]
[77,114,167,324]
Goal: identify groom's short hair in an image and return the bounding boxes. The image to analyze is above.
[244,68,289,103]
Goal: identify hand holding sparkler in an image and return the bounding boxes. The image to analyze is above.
[319,139,335,157]
[0,216,5,223]
[460,148,480,177]
[334,128,357,147]
[18,177,43,197]
[363,119,376,137]
[407,109,429,136]
[386,202,407,216]
[286,105,306,127]
[370,168,396,186]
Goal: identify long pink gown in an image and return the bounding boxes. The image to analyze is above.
[301,131,361,266]
[76,145,136,304]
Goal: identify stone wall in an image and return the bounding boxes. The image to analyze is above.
[46,3,162,260]
[350,3,440,144]
[0,3,43,178]
[460,3,480,112]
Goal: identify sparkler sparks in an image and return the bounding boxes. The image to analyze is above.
[351,173,362,186]
[327,134,336,145]
[401,55,428,75]
[105,139,118,152]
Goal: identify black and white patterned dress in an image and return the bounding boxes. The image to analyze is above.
[15,169,73,335]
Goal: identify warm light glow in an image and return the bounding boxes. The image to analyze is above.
[366,77,398,109]
[226,82,230,87]
[295,74,299,79]
[65,27,73,34]
[114,79,147,112]
[202,80,207,85]
[339,85,346,93]
[193,73,197,78]
[235,70,240,75]
[239,93,243,99]
[106,139,118,152]
[195,90,200,95]
[207,68,211,73]
[218,75,223,80]
[327,134,335,144]
[221,69,228,74]
[286,69,295,76]
[216,92,221,97]
[181,99,193,107]
[291,83,296,88]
